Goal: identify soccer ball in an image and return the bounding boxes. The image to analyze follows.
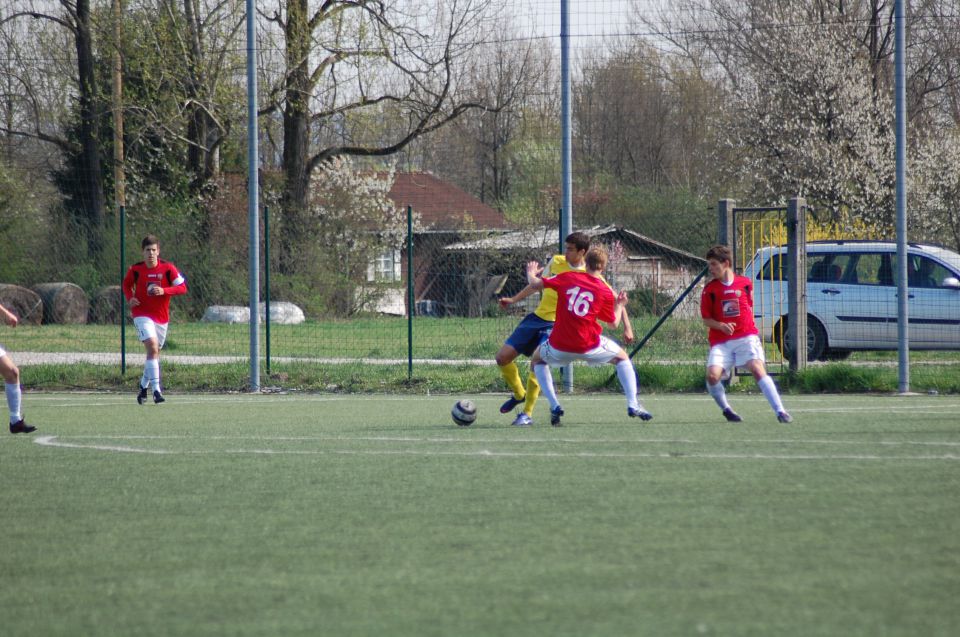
[451,399,477,426]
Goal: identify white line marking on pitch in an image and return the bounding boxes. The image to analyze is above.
[32,435,960,461]
[33,436,170,454]
[45,434,960,447]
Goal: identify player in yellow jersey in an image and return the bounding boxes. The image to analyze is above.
[496,232,591,426]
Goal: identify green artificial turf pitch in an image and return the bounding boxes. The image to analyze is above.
[2,392,959,636]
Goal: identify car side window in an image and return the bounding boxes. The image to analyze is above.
[897,255,955,288]
[758,253,784,280]
[807,253,855,283]
[850,253,886,285]
[808,255,839,282]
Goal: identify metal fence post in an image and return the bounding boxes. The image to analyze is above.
[120,204,126,375]
[718,199,737,383]
[264,206,271,375]
[718,199,735,248]
[786,197,807,371]
[407,205,414,380]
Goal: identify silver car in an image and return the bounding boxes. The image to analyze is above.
[742,241,960,360]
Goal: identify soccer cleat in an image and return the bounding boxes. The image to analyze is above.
[550,405,564,427]
[137,384,148,405]
[9,419,36,434]
[500,395,524,414]
[511,413,533,427]
[628,407,653,421]
[153,391,166,404]
[777,411,793,424]
[722,408,742,422]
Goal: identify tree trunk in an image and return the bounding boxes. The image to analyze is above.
[279,0,312,273]
[183,0,220,188]
[75,0,107,258]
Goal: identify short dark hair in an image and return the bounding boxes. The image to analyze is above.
[565,231,591,253]
[142,235,159,249]
[705,244,732,264]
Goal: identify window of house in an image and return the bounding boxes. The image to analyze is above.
[368,249,402,282]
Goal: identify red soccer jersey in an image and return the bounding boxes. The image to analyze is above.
[700,274,759,345]
[122,259,187,323]
[542,270,616,353]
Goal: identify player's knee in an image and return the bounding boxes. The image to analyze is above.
[495,350,516,367]
[706,371,723,385]
[2,364,19,384]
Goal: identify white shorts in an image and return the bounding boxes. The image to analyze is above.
[539,336,622,367]
[707,334,765,371]
[0,343,6,358]
[133,317,169,349]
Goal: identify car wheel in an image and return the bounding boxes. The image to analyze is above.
[776,315,828,361]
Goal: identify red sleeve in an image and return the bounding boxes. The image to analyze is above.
[700,284,713,320]
[122,266,136,301]
[541,272,562,292]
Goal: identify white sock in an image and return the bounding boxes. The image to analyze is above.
[145,359,161,393]
[615,360,640,410]
[6,382,22,423]
[757,375,785,414]
[533,363,560,410]
[707,381,731,411]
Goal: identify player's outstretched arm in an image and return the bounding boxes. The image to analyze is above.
[525,260,544,284]
[601,291,629,330]
[621,306,634,343]
[613,290,634,342]
[0,303,19,327]
[499,279,544,308]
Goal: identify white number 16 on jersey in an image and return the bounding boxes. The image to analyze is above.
[565,286,594,317]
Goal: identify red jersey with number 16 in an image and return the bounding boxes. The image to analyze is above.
[122,259,187,323]
[700,274,759,345]
[541,270,616,353]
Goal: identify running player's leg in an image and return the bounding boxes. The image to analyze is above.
[521,375,540,417]
[152,322,169,401]
[495,343,525,411]
[134,317,162,402]
[2,353,22,430]
[743,351,790,422]
[498,314,552,414]
[706,342,739,421]
[521,324,552,418]
[1,352,33,433]
[602,340,651,420]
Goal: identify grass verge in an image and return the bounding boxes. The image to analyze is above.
[18,361,960,394]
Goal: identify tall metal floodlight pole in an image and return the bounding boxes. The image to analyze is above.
[560,0,573,391]
[247,0,261,392]
[894,0,909,393]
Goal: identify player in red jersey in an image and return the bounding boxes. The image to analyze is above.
[122,235,187,404]
[500,246,651,426]
[1,302,37,434]
[701,244,791,423]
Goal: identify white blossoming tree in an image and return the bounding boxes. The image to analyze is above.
[276,157,418,316]
[642,0,960,247]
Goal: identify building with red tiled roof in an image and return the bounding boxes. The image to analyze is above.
[200,170,517,317]
[388,172,511,231]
